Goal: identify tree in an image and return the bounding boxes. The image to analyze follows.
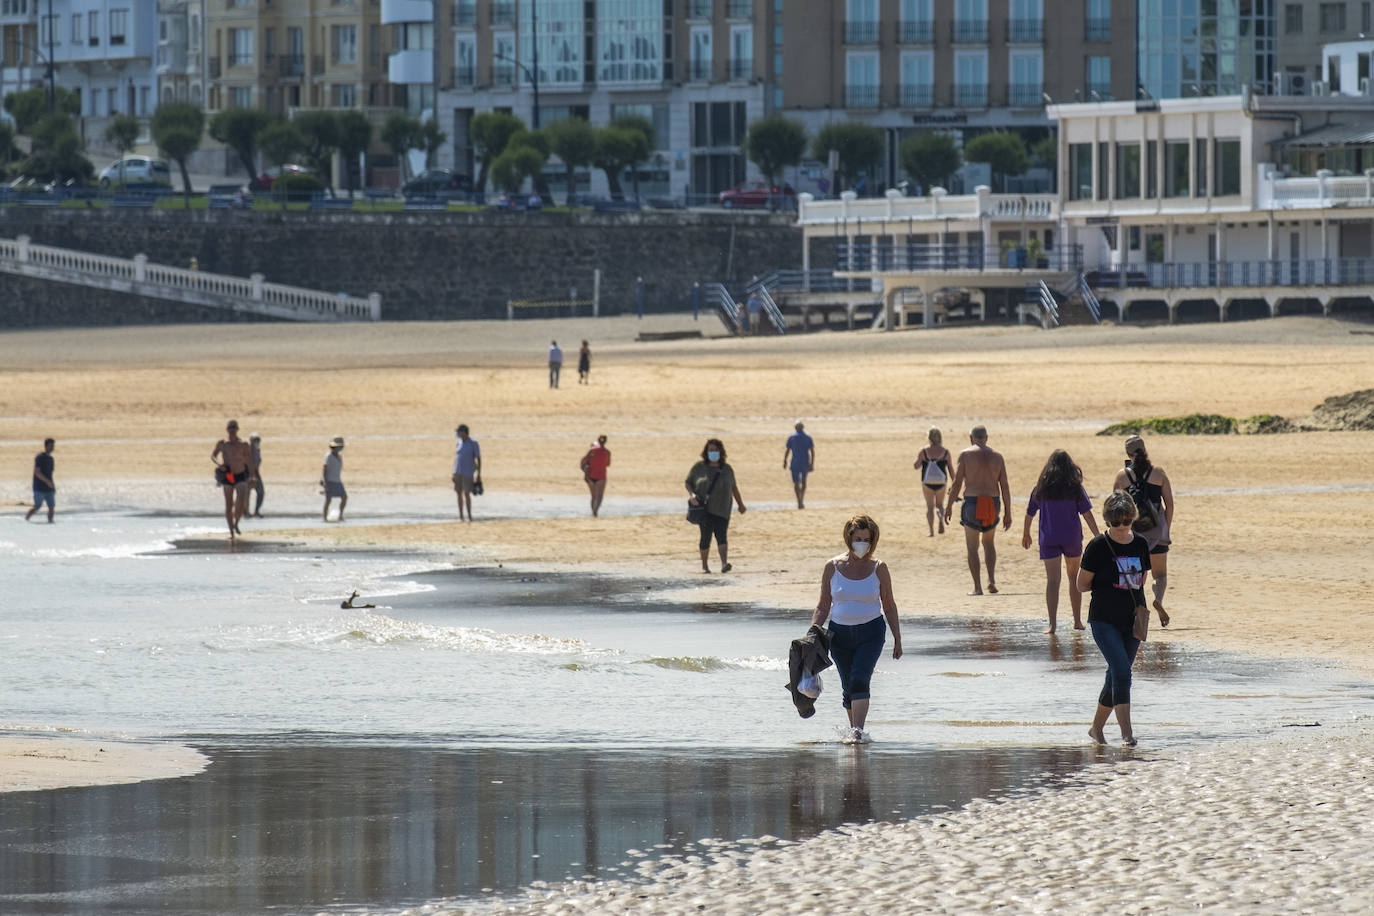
[812,123,884,193]
[20,113,93,184]
[746,115,807,189]
[899,131,961,193]
[1032,134,1057,172]
[963,132,1030,191]
[381,112,422,183]
[610,113,654,199]
[150,102,204,208]
[507,128,551,200]
[295,109,340,194]
[544,116,597,204]
[594,125,648,200]
[2,86,81,134]
[491,145,546,194]
[470,111,525,192]
[103,114,141,186]
[419,119,447,168]
[257,120,304,209]
[335,110,373,198]
[209,108,271,185]
[0,120,16,172]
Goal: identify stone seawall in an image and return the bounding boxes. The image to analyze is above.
[0,207,806,325]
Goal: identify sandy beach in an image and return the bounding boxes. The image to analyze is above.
[0,735,206,793]
[3,313,1373,908]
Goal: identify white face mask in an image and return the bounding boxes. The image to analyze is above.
[707,451,721,462]
[850,541,870,558]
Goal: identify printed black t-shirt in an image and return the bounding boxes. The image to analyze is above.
[1080,532,1151,633]
[33,452,55,492]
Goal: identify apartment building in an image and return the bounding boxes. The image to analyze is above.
[0,0,156,119]
[1275,0,1373,91]
[157,0,204,106]
[1136,1,1277,99]
[204,0,391,114]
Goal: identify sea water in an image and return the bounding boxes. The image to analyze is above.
[1,504,1370,914]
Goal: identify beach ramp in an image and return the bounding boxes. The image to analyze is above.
[0,235,380,322]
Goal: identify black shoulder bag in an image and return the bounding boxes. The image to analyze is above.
[686,469,721,524]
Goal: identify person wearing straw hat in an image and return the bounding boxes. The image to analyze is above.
[322,436,347,522]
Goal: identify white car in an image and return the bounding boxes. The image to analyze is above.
[98,156,171,187]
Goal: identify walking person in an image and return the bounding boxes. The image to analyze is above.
[914,427,953,536]
[248,433,265,518]
[452,424,481,522]
[1022,450,1100,634]
[212,419,256,541]
[1077,491,1152,748]
[685,438,746,573]
[321,436,346,522]
[25,438,56,523]
[810,515,903,744]
[580,434,611,517]
[783,420,814,509]
[548,340,563,389]
[944,426,1013,595]
[577,340,591,384]
[1113,435,1174,627]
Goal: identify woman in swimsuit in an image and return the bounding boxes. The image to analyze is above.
[810,515,903,744]
[1112,435,1173,628]
[580,434,611,517]
[914,427,952,536]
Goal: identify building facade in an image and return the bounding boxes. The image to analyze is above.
[1136,0,1277,100]
[1275,0,1372,91]
[156,0,204,106]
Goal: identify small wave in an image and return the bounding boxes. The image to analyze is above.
[932,671,1007,678]
[638,655,785,673]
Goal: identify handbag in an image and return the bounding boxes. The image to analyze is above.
[686,467,722,524]
[1133,604,1150,642]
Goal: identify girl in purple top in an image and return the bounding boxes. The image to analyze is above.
[1022,450,1100,634]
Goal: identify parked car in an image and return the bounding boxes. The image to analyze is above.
[98,156,171,188]
[718,180,796,209]
[402,168,473,198]
[253,164,313,191]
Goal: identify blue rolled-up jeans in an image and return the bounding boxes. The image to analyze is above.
[828,616,886,709]
[1090,619,1140,707]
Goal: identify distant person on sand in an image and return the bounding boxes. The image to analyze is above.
[810,515,903,744]
[914,427,953,536]
[248,433,265,518]
[26,438,56,523]
[212,420,256,540]
[321,436,346,522]
[1023,450,1100,634]
[452,424,481,521]
[685,438,746,573]
[783,420,814,509]
[746,292,763,334]
[1077,490,1152,748]
[578,340,591,384]
[945,426,1012,595]
[1113,435,1173,628]
[548,340,563,389]
[580,434,611,516]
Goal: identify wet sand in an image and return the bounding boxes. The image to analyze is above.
[0,735,205,793]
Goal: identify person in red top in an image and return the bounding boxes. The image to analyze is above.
[580,434,612,517]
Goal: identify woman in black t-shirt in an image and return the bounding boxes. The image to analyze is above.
[1076,490,1152,748]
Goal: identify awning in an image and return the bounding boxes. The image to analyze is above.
[1273,122,1374,148]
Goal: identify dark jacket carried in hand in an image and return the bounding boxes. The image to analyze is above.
[785,624,834,718]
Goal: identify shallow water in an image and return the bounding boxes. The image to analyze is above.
[2,509,1370,913]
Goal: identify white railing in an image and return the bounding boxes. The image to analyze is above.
[798,187,1059,227]
[0,235,380,321]
[1257,163,1374,210]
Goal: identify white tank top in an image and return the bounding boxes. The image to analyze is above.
[829,564,882,625]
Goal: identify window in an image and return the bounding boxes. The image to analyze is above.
[40,14,57,46]
[1009,51,1041,105]
[900,0,933,43]
[108,87,118,114]
[333,84,356,106]
[846,51,879,106]
[493,32,515,85]
[1085,0,1110,40]
[1069,142,1092,200]
[1165,141,1189,197]
[264,27,274,61]
[232,87,252,108]
[1321,2,1346,31]
[900,50,934,106]
[455,36,476,85]
[333,25,358,64]
[1009,0,1042,42]
[1097,142,1109,200]
[845,0,878,43]
[229,27,254,66]
[1214,139,1241,195]
[1086,55,1110,97]
[1116,143,1140,199]
[729,25,751,80]
[953,0,987,42]
[1195,138,1208,197]
[1146,140,1158,197]
[72,13,81,43]
[89,10,99,45]
[954,50,987,105]
[689,26,711,80]
[1285,3,1303,32]
[110,9,127,45]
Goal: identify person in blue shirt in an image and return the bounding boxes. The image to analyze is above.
[452,424,482,521]
[783,420,815,509]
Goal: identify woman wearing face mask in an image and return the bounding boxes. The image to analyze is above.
[811,515,903,743]
[685,438,747,573]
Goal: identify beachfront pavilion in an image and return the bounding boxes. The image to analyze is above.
[792,89,1374,328]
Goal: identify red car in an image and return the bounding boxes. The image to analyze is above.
[718,180,796,209]
[253,164,313,190]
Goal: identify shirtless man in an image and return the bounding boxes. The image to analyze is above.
[944,425,1013,595]
[211,419,257,541]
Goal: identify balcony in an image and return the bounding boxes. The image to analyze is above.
[453,64,475,87]
[491,1,513,25]
[951,19,988,42]
[278,54,304,77]
[797,188,1060,228]
[1084,17,1110,41]
[729,57,752,80]
[1007,18,1043,42]
[1008,82,1043,106]
[898,20,934,43]
[726,0,750,17]
[688,59,711,81]
[901,83,933,107]
[845,19,879,43]
[845,84,879,108]
[687,0,712,18]
[228,53,252,69]
[389,48,431,84]
[209,56,220,78]
[953,83,988,107]
[1085,82,1111,100]
[493,63,514,86]
[453,0,475,26]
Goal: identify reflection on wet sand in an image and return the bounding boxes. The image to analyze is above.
[0,742,1099,915]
